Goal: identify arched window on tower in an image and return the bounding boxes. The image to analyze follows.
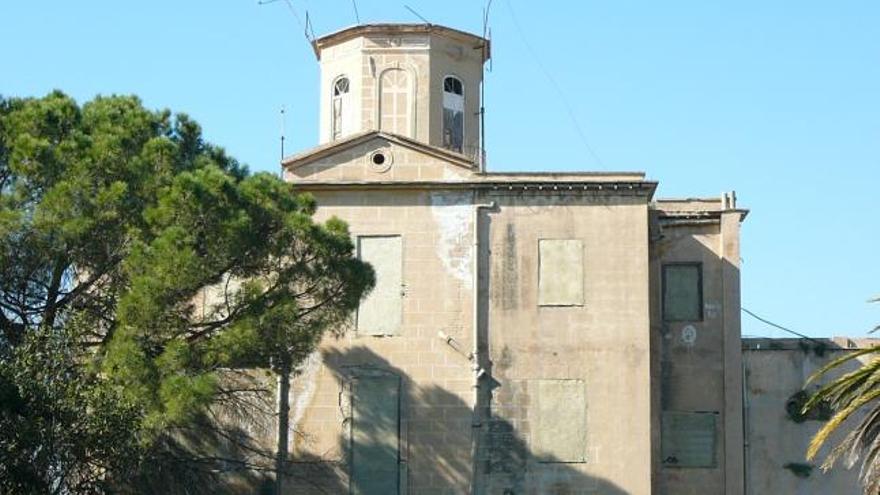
[331,76,351,140]
[442,76,464,153]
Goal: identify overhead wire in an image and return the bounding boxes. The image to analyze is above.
[258,0,313,42]
[351,0,361,24]
[741,307,827,346]
[404,5,431,24]
[502,0,604,167]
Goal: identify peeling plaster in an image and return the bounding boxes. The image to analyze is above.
[429,191,472,283]
[291,351,322,427]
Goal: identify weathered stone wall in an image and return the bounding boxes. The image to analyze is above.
[650,201,745,495]
[286,188,478,494]
[743,338,875,495]
[317,29,483,155]
[280,188,655,494]
[483,192,651,495]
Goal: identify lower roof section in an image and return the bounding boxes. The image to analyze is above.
[654,193,749,223]
[743,337,880,351]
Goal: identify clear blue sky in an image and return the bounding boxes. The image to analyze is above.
[3,1,878,338]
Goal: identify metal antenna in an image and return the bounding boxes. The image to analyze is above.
[478,0,494,171]
[482,0,493,38]
[483,0,494,72]
[304,11,316,42]
[258,0,314,44]
[404,5,431,24]
[487,27,493,72]
[351,0,361,24]
[280,106,286,174]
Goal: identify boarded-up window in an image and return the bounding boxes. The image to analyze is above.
[351,374,401,494]
[379,69,411,137]
[538,239,584,306]
[532,379,587,462]
[663,263,703,321]
[661,411,717,468]
[357,236,403,335]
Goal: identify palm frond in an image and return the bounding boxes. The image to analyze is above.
[850,403,880,463]
[808,388,880,461]
[806,346,880,386]
[805,358,880,413]
[820,426,860,471]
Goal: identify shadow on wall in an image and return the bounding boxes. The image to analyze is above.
[283,345,630,495]
[126,370,279,494]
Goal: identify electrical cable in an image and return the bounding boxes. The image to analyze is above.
[258,0,312,42]
[351,0,361,24]
[741,307,826,346]
[503,0,604,167]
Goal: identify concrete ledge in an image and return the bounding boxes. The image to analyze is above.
[742,337,880,351]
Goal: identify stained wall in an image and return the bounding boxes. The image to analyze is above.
[650,200,745,495]
[743,338,876,495]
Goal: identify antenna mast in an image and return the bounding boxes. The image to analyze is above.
[480,0,493,172]
[258,0,316,44]
[404,5,431,24]
[280,106,286,175]
[351,0,361,24]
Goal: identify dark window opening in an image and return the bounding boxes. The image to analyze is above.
[443,76,463,95]
[333,77,350,96]
[332,76,351,140]
[442,76,464,153]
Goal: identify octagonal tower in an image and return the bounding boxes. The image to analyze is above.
[313,24,489,160]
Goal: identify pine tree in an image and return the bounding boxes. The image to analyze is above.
[0,91,373,493]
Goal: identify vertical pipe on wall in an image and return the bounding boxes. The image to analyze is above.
[471,199,495,494]
[742,353,750,495]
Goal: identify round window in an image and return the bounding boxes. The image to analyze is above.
[367,149,393,173]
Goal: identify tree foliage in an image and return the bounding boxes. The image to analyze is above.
[0,326,142,493]
[0,91,373,493]
[804,298,880,494]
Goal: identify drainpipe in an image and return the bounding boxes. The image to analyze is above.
[742,352,750,495]
[471,200,495,494]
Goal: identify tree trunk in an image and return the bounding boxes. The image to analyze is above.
[275,361,291,495]
[41,258,67,330]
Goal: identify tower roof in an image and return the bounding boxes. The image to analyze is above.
[312,23,490,61]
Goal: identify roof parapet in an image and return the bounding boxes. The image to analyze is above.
[654,191,749,222]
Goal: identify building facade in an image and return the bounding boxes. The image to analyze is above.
[743,338,876,495]
[280,23,748,495]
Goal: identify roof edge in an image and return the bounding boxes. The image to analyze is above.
[743,337,880,351]
[282,130,476,171]
[289,180,658,198]
[312,23,490,60]
[654,193,749,221]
